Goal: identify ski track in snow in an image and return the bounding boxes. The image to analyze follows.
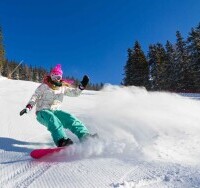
[1,78,200,187]
[0,140,53,188]
[1,160,50,187]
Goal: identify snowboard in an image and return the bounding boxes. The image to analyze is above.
[30,134,99,159]
[30,147,65,159]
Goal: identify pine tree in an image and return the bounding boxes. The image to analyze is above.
[13,68,19,80]
[148,44,167,90]
[123,41,149,88]
[155,43,167,90]
[24,64,30,80]
[2,59,9,77]
[38,67,47,82]
[148,45,157,90]
[175,31,190,91]
[187,23,200,91]
[165,40,176,90]
[123,48,133,86]
[0,27,5,75]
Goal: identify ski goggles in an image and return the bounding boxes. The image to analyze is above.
[50,74,62,81]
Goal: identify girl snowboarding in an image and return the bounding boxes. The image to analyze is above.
[20,64,93,147]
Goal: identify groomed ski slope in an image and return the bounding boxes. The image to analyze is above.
[0,77,200,188]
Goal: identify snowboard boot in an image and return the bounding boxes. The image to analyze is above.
[57,138,73,147]
[80,133,99,142]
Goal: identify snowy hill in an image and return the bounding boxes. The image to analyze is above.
[1,77,200,188]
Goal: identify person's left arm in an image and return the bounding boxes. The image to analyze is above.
[64,75,89,97]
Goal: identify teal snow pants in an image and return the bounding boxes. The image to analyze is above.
[36,109,89,146]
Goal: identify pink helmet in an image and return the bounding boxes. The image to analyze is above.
[50,64,63,81]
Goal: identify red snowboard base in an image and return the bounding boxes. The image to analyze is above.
[30,147,65,159]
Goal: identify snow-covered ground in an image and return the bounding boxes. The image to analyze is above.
[1,77,200,188]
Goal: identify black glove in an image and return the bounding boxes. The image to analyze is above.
[20,104,32,116]
[79,75,89,90]
[20,109,26,116]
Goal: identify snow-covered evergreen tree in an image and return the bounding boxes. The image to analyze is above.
[148,43,167,90]
[148,45,157,90]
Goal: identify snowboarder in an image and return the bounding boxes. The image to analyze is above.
[20,64,93,147]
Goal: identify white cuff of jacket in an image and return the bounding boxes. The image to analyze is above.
[26,107,31,113]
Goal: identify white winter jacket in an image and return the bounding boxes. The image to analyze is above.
[28,83,82,112]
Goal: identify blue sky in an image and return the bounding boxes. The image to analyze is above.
[0,0,200,84]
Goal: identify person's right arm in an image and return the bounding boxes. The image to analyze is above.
[20,84,46,116]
